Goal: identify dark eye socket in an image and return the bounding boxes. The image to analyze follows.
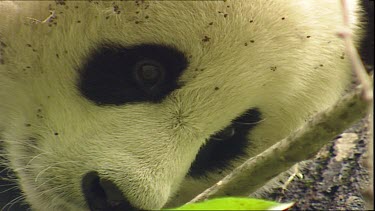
[188,108,262,178]
[134,60,165,88]
[78,43,188,106]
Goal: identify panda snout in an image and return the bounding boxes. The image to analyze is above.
[82,171,138,211]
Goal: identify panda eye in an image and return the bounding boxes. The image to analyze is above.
[134,60,165,89]
[78,43,188,106]
[210,126,235,141]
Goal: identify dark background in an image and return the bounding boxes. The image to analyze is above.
[360,0,374,71]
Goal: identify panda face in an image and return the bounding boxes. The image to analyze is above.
[0,1,360,210]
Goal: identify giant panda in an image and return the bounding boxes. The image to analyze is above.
[0,1,363,210]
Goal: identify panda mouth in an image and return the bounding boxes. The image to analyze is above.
[82,171,138,211]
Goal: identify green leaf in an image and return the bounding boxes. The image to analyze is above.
[165,197,294,210]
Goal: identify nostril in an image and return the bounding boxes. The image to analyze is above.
[82,171,138,211]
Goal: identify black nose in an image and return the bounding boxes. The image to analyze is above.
[82,171,138,211]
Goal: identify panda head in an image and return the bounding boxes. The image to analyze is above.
[0,1,359,210]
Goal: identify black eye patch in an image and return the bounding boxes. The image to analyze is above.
[188,108,262,178]
[78,43,188,105]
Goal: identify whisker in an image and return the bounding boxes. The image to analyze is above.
[35,166,52,183]
[0,185,19,194]
[35,177,55,190]
[34,160,85,183]
[1,194,26,211]
[232,117,267,125]
[26,152,50,166]
[0,183,17,187]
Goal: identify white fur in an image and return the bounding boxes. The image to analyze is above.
[0,1,361,210]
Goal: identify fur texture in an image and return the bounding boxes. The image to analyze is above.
[0,1,361,210]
